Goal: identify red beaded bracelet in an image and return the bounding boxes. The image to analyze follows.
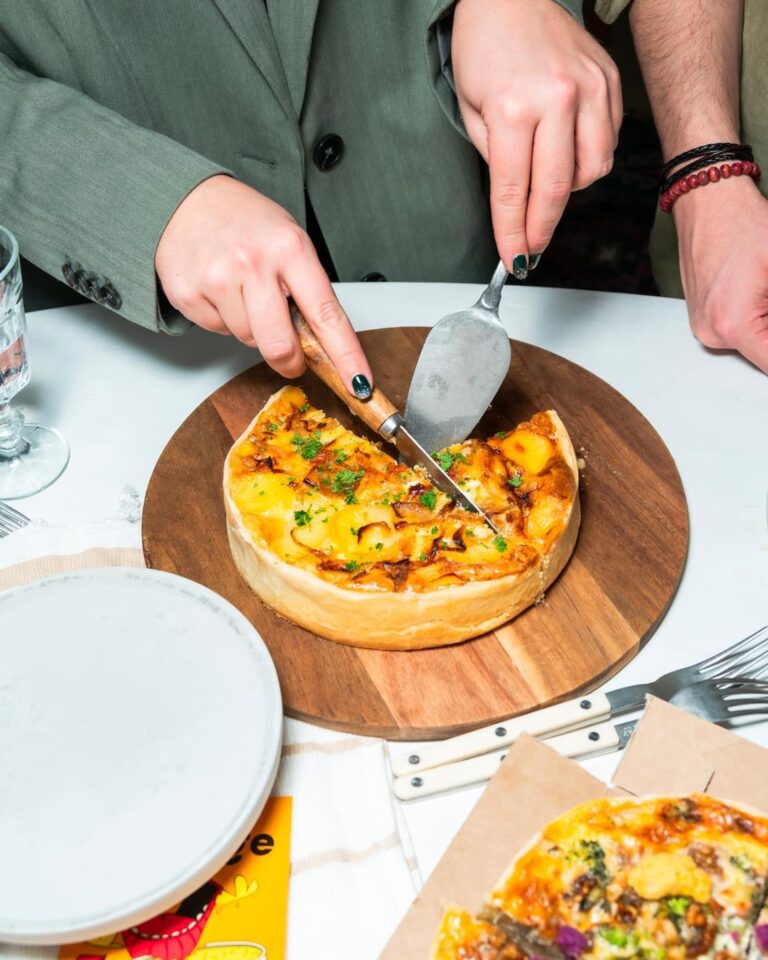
[659,160,762,213]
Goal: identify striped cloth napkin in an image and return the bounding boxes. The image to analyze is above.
[0,494,420,960]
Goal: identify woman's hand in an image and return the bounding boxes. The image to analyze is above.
[155,175,372,396]
[673,177,768,374]
[452,0,622,275]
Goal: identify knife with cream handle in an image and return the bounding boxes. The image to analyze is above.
[393,719,636,801]
[390,686,646,778]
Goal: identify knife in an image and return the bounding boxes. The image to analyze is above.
[292,306,500,534]
[393,719,637,800]
[390,684,649,777]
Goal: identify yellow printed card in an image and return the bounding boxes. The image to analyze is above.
[60,797,292,960]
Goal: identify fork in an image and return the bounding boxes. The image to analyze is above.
[394,676,768,800]
[392,624,768,777]
[0,500,31,538]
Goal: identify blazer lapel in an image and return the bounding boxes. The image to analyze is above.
[265,0,321,116]
[211,0,294,118]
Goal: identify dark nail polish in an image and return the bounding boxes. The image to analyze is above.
[529,252,542,270]
[511,254,528,280]
[352,374,372,400]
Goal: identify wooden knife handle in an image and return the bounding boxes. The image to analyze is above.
[291,303,398,436]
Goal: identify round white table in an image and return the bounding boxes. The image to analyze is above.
[14,282,768,883]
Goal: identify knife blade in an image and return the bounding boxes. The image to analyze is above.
[393,719,637,801]
[292,305,500,534]
[390,683,651,777]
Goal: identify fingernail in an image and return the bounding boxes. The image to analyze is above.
[511,254,528,280]
[351,374,372,400]
[529,253,542,270]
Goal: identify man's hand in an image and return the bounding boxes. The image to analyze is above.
[673,177,768,373]
[452,0,622,275]
[155,175,372,395]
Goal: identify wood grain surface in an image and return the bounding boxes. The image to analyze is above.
[142,328,688,740]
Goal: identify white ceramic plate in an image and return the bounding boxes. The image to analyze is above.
[0,568,283,945]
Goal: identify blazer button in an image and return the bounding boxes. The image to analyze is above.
[360,272,387,282]
[81,273,100,299]
[98,282,122,310]
[313,134,344,171]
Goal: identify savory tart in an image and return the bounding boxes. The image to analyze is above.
[224,386,579,650]
[431,794,768,960]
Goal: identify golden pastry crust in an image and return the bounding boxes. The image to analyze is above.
[223,386,580,649]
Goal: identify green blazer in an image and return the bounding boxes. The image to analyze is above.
[0,0,582,334]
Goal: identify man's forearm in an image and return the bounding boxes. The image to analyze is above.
[629,0,744,155]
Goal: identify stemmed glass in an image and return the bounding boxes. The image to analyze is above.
[0,225,69,498]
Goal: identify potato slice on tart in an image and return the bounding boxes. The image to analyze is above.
[223,386,580,650]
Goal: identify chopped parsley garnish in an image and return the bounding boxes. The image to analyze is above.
[494,431,508,439]
[344,491,357,504]
[417,552,428,562]
[431,450,455,471]
[334,450,348,463]
[465,528,474,537]
[293,510,311,527]
[332,468,365,495]
[266,422,278,433]
[344,560,360,572]
[419,490,437,510]
[508,474,523,488]
[730,854,753,874]
[431,526,439,535]
[375,542,384,551]
[440,540,450,549]
[493,536,508,552]
[380,494,390,506]
[298,402,310,413]
[456,452,469,464]
[291,431,323,461]
[350,526,359,536]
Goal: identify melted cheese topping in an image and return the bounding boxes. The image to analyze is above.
[226,386,577,593]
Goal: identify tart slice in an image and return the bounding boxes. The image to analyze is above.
[223,385,579,650]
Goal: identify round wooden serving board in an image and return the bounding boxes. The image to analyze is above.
[143,328,688,739]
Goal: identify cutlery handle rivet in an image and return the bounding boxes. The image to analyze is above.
[408,754,421,765]
[580,699,592,710]
[588,731,600,742]
[411,776,424,788]
[495,726,507,737]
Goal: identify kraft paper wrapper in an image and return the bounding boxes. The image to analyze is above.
[380,696,768,959]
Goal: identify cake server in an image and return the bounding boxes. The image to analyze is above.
[403,260,512,452]
[292,306,500,534]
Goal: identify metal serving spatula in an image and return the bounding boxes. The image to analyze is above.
[404,260,512,452]
[291,306,500,533]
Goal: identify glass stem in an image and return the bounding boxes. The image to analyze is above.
[0,402,29,460]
